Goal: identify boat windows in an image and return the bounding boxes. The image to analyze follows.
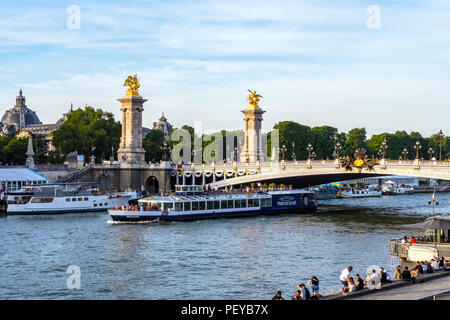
[66,198,70,202]
[304,196,309,205]
[84,197,88,201]
[199,201,205,210]
[234,200,241,208]
[192,202,199,211]
[72,198,77,201]
[99,203,103,206]
[221,200,228,209]
[78,198,83,201]
[214,201,220,209]
[248,199,254,207]
[207,201,214,210]
[227,200,234,209]
[240,199,247,208]
[253,199,260,207]
[94,204,97,207]
[184,202,191,211]
[104,203,108,206]
[164,202,174,210]
[175,202,183,211]
[31,197,54,203]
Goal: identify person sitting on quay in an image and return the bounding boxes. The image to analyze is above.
[400,266,415,283]
[339,266,353,292]
[421,261,428,273]
[394,266,402,280]
[307,276,321,298]
[425,261,434,273]
[347,277,357,292]
[355,274,364,291]
[298,283,310,300]
[272,290,285,300]
[439,257,447,270]
[365,269,380,287]
[379,267,392,284]
[411,261,423,277]
[431,259,440,271]
[292,290,302,301]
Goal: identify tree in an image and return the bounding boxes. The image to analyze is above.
[311,126,338,160]
[345,128,367,155]
[51,106,121,163]
[273,121,312,160]
[0,136,10,164]
[2,137,28,165]
[143,129,165,162]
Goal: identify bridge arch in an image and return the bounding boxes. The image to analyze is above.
[144,175,160,195]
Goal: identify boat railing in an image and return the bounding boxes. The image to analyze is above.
[389,239,450,258]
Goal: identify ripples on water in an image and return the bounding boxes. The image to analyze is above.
[0,193,448,299]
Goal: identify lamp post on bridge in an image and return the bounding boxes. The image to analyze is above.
[428,147,434,161]
[307,143,314,160]
[402,148,408,161]
[414,140,422,160]
[311,151,316,161]
[380,137,388,160]
[291,142,296,162]
[280,144,287,162]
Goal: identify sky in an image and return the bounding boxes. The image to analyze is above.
[0,0,449,137]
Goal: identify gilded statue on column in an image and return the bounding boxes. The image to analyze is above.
[124,75,141,97]
[247,90,262,108]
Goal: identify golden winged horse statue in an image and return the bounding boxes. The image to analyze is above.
[124,75,140,96]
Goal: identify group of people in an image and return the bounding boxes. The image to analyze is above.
[273,259,448,299]
[272,276,321,300]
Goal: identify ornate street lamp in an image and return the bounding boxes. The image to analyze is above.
[233,146,238,162]
[280,144,287,162]
[307,143,314,160]
[402,148,408,161]
[428,147,434,160]
[414,140,422,160]
[311,151,316,161]
[191,150,196,164]
[292,142,296,161]
[378,149,383,160]
[334,142,341,160]
[380,137,388,159]
[439,129,443,161]
[162,142,169,161]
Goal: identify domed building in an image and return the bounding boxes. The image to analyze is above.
[152,112,173,141]
[0,89,41,134]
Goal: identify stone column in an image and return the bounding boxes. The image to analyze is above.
[240,107,265,163]
[25,136,35,169]
[117,95,147,164]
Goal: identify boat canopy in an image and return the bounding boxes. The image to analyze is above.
[405,216,450,229]
[138,193,271,204]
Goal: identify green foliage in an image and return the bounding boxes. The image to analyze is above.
[51,106,121,163]
[143,129,165,162]
[2,137,28,165]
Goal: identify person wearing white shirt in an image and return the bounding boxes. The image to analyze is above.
[431,259,440,271]
[339,266,353,291]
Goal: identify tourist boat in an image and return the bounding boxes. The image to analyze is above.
[6,184,140,215]
[0,190,7,216]
[338,187,382,198]
[108,185,318,222]
[381,185,414,196]
[312,184,338,200]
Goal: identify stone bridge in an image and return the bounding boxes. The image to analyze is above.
[180,159,450,189]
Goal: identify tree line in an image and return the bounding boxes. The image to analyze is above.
[0,107,448,165]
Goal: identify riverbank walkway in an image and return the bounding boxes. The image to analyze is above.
[323,270,450,300]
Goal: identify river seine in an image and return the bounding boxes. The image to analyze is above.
[0,192,448,299]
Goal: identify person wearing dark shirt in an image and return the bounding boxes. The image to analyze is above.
[401,267,411,279]
[272,290,285,300]
[299,283,310,300]
[355,274,364,291]
[426,261,433,273]
[412,262,423,276]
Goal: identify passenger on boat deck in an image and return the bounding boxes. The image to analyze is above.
[272,290,285,300]
[355,274,364,291]
[121,204,125,210]
[401,236,407,244]
[410,236,417,244]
